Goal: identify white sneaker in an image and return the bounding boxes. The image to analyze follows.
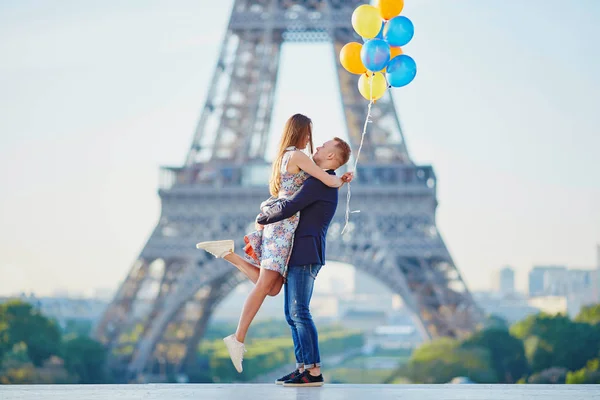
[223,334,246,373]
[196,240,234,258]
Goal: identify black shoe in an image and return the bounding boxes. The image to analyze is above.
[283,370,324,387]
[275,369,301,385]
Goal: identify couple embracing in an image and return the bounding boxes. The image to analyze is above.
[197,113,353,387]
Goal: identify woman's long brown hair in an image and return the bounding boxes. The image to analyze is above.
[269,114,314,196]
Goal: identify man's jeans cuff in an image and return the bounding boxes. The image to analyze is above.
[296,363,304,369]
[304,362,321,369]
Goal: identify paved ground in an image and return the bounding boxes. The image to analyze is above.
[1,384,599,400]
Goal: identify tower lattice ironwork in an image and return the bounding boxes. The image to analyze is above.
[94,0,483,382]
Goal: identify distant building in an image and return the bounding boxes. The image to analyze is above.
[472,291,539,323]
[329,277,352,295]
[496,266,515,296]
[340,309,387,332]
[565,268,597,317]
[529,268,545,297]
[567,269,594,293]
[527,265,596,317]
[310,294,340,319]
[349,271,395,315]
[528,296,568,315]
[365,324,422,351]
[354,271,385,296]
[528,266,568,296]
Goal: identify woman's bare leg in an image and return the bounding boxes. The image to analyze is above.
[223,252,283,297]
[223,253,260,283]
[268,275,284,296]
[235,268,282,343]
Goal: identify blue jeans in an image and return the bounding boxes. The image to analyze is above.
[284,263,322,369]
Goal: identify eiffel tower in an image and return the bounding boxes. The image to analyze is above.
[94,0,483,381]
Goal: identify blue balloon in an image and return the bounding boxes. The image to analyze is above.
[360,39,390,72]
[386,55,417,87]
[362,21,385,43]
[384,16,414,47]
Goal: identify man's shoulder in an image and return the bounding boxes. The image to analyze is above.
[302,177,338,202]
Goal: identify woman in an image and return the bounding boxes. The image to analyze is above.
[196,113,352,373]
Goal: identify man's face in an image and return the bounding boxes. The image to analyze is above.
[313,140,338,167]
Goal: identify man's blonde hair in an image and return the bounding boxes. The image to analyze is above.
[332,137,351,166]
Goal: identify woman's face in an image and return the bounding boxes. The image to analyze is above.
[298,130,311,150]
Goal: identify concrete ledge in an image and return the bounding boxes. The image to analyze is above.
[1,384,596,400]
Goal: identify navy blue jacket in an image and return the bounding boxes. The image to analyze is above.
[256,170,338,267]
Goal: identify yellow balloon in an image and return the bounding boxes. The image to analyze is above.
[352,5,382,39]
[358,73,387,101]
[376,0,405,20]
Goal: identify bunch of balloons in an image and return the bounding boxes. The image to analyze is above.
[339,0,416,101]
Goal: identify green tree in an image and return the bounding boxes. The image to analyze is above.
[0,318,8,364]
[575,304,600,325]
[510,313,600,373]
[0,363,38,384]
[527,367,567,384]
[3,342,31,364]
[462,328,529,383]
[62,319,93,337]
[566,359,600,384]
[400,338,497,383]
[0,301,62,367]
[484,314,510,331]
[62,336,108,383]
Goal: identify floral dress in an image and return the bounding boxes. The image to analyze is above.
[244,147,308,278]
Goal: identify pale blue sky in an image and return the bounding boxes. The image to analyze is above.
[1,0,599,297]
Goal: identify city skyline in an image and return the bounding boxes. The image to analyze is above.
[1,0,599,297]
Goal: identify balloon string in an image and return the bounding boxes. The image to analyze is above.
[342,73,375,236]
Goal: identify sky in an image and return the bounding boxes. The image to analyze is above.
[0,0,599,298]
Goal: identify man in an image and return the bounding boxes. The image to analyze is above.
[196,137,352,385]
[258,137,352,387]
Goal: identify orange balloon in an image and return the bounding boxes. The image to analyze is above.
[339,42,367,75]
[390,46,403,61]
[376,0,405,20]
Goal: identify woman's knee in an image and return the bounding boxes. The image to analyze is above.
[256,270,279,293]
[267,279,283,297]
[268,285,282,297]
